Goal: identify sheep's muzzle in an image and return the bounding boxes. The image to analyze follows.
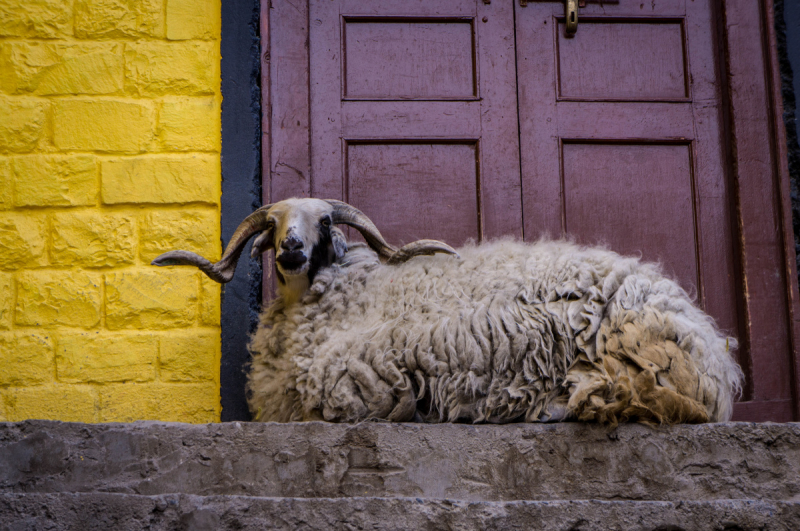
[276,250,307,271]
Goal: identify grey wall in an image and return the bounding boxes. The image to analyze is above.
[776,0,800,280]
[785,1,800,108]
[219,0,262,421]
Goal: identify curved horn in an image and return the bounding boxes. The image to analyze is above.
[325,200,458,265]
[386,239,460,265]
[325,200,397,259]
[152,203,275,283]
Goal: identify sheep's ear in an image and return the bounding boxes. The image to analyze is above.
[331,227,348,260]
[250,229,274,259]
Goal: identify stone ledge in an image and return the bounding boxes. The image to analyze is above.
[1,420,799,502]
[1,493,799,531]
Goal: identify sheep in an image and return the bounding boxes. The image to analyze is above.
[153,198,743,425]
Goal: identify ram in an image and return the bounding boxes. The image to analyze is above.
[153,198,743,425]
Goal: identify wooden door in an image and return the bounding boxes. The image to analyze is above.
[263,0,800,421]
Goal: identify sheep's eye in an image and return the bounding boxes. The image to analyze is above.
[266,220,275,230]
[321,218,331,228]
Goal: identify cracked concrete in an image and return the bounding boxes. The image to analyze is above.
[2,493,800,531]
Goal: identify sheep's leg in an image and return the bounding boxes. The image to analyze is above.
[564,349,709,425]
[573,321,710,425]
[631,370,709,423]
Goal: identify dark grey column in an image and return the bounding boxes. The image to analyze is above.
[776,0,800,280]
[220,0,262,421]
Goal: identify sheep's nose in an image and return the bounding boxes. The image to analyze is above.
[281,237,303,252]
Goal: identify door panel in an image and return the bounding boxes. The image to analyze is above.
[557,20,689,101]
[562,142,698,290]
[347,141,480,245]
[309,0,521,246]
[343,19,477,100]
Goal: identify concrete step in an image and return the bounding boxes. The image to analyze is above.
[1,493,799,531]
[1,420,799,502]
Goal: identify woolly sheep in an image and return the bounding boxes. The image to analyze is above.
[153,198,743,425]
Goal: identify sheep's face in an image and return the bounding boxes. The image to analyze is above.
[263,199,347,287]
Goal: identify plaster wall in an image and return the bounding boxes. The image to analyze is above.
[0,0,223,423]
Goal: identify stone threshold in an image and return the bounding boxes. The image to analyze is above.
[1,420,799,503]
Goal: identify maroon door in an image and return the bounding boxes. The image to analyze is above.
[263,0,800,421]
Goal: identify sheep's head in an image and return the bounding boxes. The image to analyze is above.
[151,198,458,303]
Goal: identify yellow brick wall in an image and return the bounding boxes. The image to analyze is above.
[0,0,222,423]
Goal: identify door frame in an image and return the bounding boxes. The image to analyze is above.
[719,0,800,421]
[259,0,800,421]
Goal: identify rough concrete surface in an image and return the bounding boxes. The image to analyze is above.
[1,493,799,531]
[1,421,799,502]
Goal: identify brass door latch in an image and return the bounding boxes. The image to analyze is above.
[519,0,591,36]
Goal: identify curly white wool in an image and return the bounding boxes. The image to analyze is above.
[247,239,743,425]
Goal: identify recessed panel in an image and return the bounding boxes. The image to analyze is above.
[347,142,479,246]
[563,143,698,291]
[558,21,687,100]
[344,19,476,99]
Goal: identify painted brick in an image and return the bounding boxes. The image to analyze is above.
[52,211,136,267]
[125,41,218,96]
[0,213,47,270]
[166,0,219,40]
[157,96,220,151]
[140,208,220,263]
[5,385,97,422]
[16,270,102,328]
[74,0,164,39]
[13,155,98,207]
[101,154,220,204]
[160,329,219,382]
[0,331,54,386]
[98,382,219,422]
[0,0,223,425]
[0,0,73,39]
[0,157,11,209]
[200,275,221,326]
[0,273,11,329]
[0,97,47,153]
[0,42,124,96]
[57,331,157,383]
[53,100,155,153]
[105,269,198,329]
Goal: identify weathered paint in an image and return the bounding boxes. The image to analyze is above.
[0,0,223,423]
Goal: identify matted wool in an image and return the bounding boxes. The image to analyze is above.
[247,239,742,425]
